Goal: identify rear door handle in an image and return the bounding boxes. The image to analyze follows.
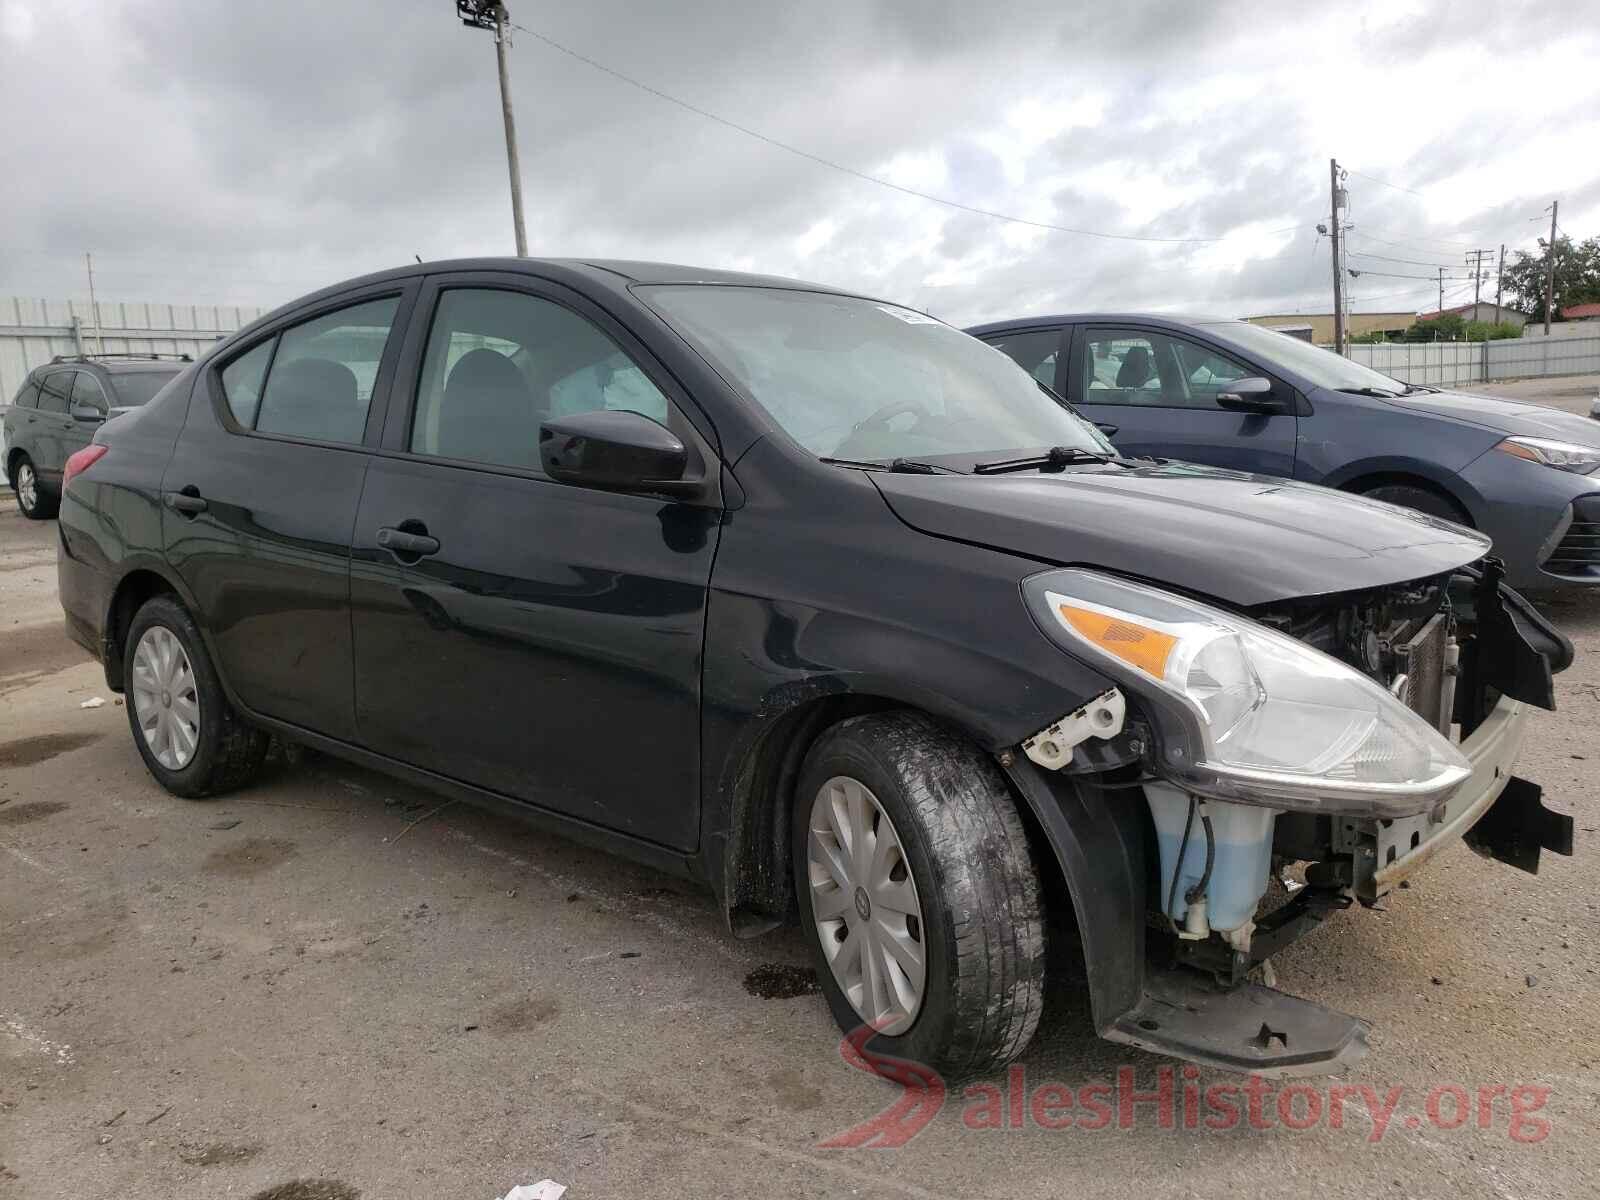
[376,526,440,557]
[166,489,208,515]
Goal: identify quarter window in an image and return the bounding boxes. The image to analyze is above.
[36,371,73,414]
[409,288,670,471]
[12,378,42,409]
[1077,329,1260,410]
[220,338,276,428]
[252,297,400,444]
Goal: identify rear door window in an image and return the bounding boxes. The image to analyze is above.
[252,297,400,444]
[37,371,73,414]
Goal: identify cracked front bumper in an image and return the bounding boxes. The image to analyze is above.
[1355,693,1530,901]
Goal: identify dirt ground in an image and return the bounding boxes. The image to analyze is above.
[3,379,1599,1199]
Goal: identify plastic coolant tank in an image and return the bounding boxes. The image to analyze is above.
[1144,781,1277,932]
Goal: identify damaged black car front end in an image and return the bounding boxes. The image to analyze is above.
[1007,554,1572,1076]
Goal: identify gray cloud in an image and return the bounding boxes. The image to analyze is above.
[0,0,1596,323]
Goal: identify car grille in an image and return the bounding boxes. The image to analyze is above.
[1545,515,1600,577]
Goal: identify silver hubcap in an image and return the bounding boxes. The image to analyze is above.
[806,776,927,1035]
[17,463,36,510]
[130,626,200,770]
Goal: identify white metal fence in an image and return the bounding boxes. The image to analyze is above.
[1347,335,1600,386]
[1,297,266,402]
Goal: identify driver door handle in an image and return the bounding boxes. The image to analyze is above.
[376,526,440,557]
[165,488,208,515]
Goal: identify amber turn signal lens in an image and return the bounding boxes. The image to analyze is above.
[1056,603,1178,680]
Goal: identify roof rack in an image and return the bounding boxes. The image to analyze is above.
[50,352,194,364]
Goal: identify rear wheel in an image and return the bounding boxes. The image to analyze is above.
[13,455,56,519]
[125,595,267,798]
[793,711,1047,1078]
[1359,482,1471,526]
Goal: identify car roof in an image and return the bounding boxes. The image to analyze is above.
[38,358,185,375]
[965,312,1240,336]
[225,257,884,355]
[279,256,867,304]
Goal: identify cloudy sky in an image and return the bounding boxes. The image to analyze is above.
[2,0,1598,325]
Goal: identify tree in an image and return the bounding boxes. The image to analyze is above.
[1499,235,1600,322]
[1404,312,1466,341]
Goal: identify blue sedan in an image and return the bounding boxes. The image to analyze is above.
[966,313,1600,589]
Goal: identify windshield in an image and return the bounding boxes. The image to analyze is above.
[1201,321,1410,393]
[640,285,1112,462]
[106,369,181,407]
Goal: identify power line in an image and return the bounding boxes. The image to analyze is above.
[508,19,1305,247]
[1347,268,1474,281]
[1348,249,1455,269]
[1345,168,1424,198]
[1352,227,1476,250]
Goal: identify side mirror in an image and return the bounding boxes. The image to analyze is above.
[540,409,699,498]
[70,402,106,423]
[1215,376,1279,412]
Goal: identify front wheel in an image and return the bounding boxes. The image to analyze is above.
[793,711,1047,1077]
[124,595,268,798]
[13,455,56,519]
[1359,482,1471,526]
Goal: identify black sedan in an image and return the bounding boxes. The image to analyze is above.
[57,259,1570,1077]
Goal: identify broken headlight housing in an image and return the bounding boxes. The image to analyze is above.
[1023,569,1471,818]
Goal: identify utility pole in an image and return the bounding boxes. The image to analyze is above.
[1329,159,1346,355]
[84,252,104,354]
[457,1,528,256]
[1494,244,1505,324]
[1543,200,1559,334]
[1437,267,1444,318]
[1465,248,1495,312]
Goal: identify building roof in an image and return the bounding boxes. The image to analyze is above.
[1246,311,1414,322]
[1560,302,1600,319]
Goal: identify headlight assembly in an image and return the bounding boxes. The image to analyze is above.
[1023,569,1471,818]
[1495,436,1600,474]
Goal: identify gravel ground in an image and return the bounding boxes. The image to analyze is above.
[3,380,1598,1199]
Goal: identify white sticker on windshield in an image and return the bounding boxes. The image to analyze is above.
[876,304,943,326]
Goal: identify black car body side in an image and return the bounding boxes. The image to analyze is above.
[56,258,1571,1074]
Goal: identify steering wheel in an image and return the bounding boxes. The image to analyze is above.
[850,401,924,435]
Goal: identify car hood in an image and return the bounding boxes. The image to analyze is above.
[872,462,1491,608]
[1379,388,1600,443]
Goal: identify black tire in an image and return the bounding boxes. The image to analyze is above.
[792,710,1046,1078]
[12,454,57,520]
[124,594,268,798]
[1359,482,1471,527]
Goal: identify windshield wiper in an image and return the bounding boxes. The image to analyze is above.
[819,456,956,474]
[1335,386,1402,399]
[1401,384,1439,395]
[972,446,1130,474]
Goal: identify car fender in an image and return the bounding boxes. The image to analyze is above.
[1316,454,1490,524]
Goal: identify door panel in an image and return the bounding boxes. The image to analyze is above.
[349,279,719,850]
[162,285,413,740]
[350,460,718,848]
[1069,326,1298,476]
